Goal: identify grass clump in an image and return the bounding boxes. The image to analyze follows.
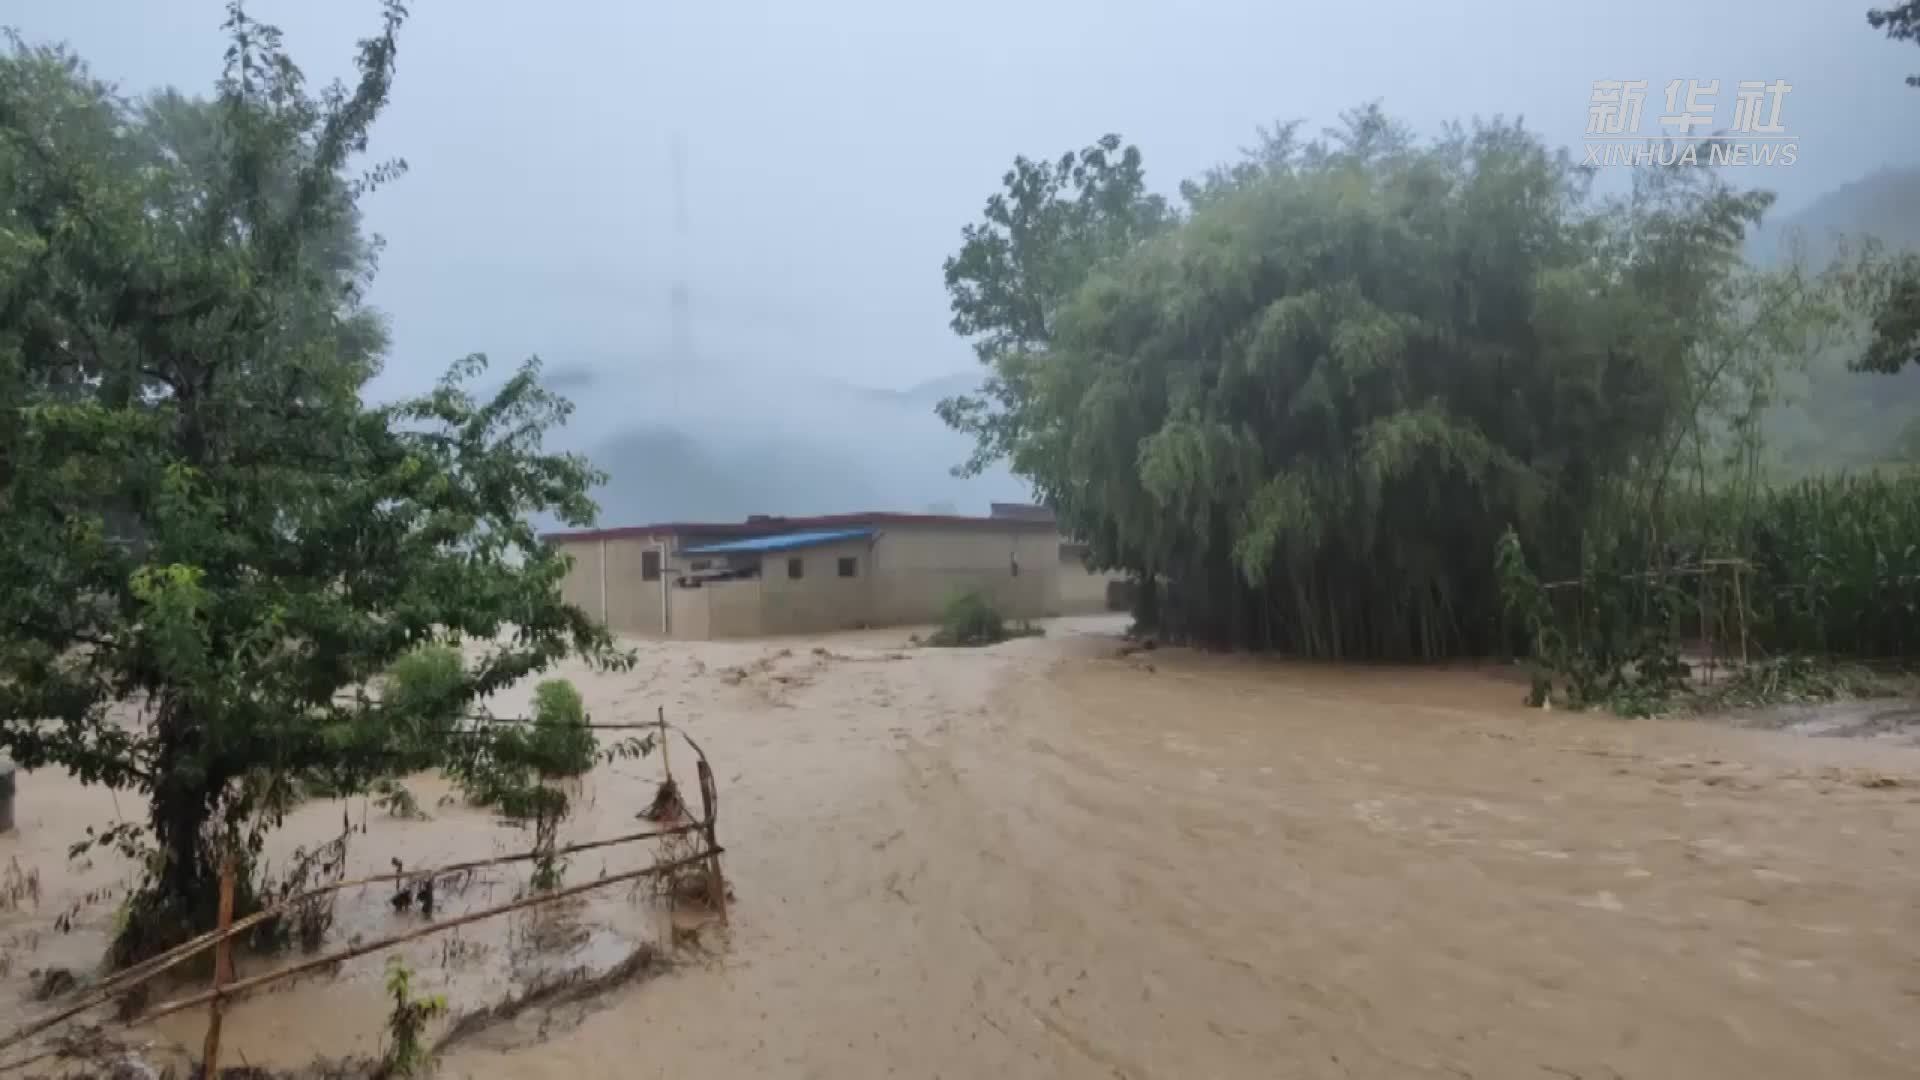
[924,589,1045,648]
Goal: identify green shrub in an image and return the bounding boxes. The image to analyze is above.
[381,956,447,1078]
[527,678,595,780]
[925,589,1045,648]
[444,679,593,875]
[382,644,467,754]
[940,589,1004,646]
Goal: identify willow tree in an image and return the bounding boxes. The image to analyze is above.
[0,5,623,963]
[944,110,1767,657]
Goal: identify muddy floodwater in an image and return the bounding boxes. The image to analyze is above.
[3,615,1919,1078]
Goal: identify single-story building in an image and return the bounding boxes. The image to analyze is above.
[545,511,1080,639]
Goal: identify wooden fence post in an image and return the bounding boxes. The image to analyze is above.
[657,706,671,787]
[697,758,726,925]
[200,855,235,1078]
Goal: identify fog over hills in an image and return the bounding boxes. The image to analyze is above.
[1748,166,1920,470]
[535,359,1025,527]
[535,164,1920,531]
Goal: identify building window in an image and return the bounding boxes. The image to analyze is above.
[689,559,711,572]
[787,557,804,579]
[642,550,661,582]
[838,556,858,578]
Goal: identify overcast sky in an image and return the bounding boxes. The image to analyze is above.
[12,1,1919,401]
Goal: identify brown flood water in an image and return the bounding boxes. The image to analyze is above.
[3,615,1919,1078]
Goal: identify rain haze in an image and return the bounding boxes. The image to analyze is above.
[14,0,1919,522]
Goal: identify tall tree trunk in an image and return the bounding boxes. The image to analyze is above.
[148,702,214,918]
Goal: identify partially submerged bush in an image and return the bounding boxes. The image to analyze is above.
[383,645,468,749]
[529,679,595,779]
[382,956,447,1078]
[924,589,1045,648]
[441,678,598,892]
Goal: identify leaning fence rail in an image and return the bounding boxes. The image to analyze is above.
[0,712,725,1074]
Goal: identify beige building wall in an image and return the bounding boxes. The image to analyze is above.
[556,541,604,620]
[668,587,710,640]
[758,537,876,635]
[554,536,672,636]
[603,537,666,634]
[662,579,765,640]
[1053,548,1128,615]
[705,580,764,637]
[867,525,1054,626]
[558,522,1061,639]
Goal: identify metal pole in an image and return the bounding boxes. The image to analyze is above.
[657,540,670,635]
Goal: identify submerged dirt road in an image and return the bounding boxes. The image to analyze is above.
[6,616,1920,1077]
[443,618,1920,1080]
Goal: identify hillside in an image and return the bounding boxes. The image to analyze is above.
[531,358,1027,527]
[1751,168,1920,472]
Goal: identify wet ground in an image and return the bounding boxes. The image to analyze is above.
[4,616,1919,1078]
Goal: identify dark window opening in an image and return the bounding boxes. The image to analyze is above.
[689,559,712,572]
[787,557,804,579]
[642,550,661,581]
[838,556,858,578]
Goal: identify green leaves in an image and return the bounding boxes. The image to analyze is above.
[939,134,1173,477]
[1866,1,1920,87]
[943,110,1778,657]
[0,6,623,958]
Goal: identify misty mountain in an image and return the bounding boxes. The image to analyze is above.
[1751,167,1920,471]
[534,356,1026,527]
[1748,167,1920,266]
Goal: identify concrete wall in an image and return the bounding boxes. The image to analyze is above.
[604,537,666,634]
[666,579,764,640]
[1053,547,1128,615]
[556,541,604,621]
[758,538,875,635]
[706,579,764,638]
[558,523,1060,638]
[554,536,670,636]
[668,587,710,641]
[867,524,1055,626]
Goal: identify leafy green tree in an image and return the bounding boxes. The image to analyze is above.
[942,111,1772,657]
[1855,257,1920,373]
[936,134,1174,477]
[0,4,625,962]
[1869,1,1920,86]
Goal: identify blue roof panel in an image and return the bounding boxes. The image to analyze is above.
[680,527,875,556]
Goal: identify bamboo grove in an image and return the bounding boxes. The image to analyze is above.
[941,109,1920,667]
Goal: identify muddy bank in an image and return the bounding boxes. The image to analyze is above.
[1724,697,1920,745]
[6,618,1920,1078]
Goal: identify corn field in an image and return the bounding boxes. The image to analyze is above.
[1496,470,1920,712]
[1725,472,1920,658]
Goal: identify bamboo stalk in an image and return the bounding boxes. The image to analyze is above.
[199,858,236,1078]
[133,847,722,1030]
[1733,563,1749,666]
